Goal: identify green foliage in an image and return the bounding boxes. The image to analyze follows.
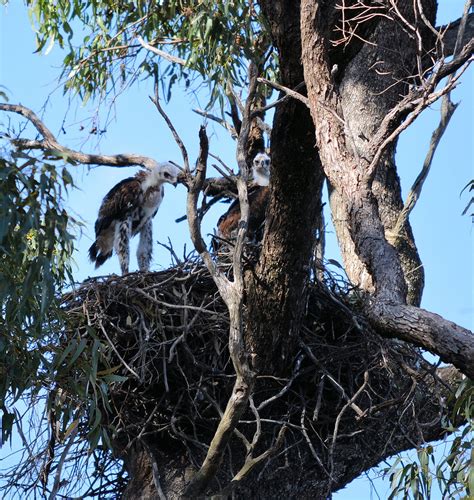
[25,0,275,108]
[0,154,75,443]
[385,380,473,500]
[0,155,125,494]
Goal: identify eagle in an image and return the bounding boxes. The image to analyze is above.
[88,162,180,275]
[214,152,270,248]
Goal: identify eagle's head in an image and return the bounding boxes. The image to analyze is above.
[252,153,271,187]
[145,162,181,189]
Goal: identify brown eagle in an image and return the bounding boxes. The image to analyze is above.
[88,162,180,275]
[215,153,270,247]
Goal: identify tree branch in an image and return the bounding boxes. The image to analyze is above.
[136,35,187,66]
[150,82,190,173]
[0,103,159,169]
[192,108,238,139]
[367,37,474,176]
[368,2,473,235]
[388,96,458,243]
[257,77,310,107]
[367,302,474,379]
[439,12,474,57]
[182,65,259,497]
[221,425,287,495]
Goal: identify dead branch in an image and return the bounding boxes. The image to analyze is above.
[221,424,287,495]
[192,108,238,139]
[389,96,458,243]
[257,77,310,107]
[184,127,226,286]
[150,82,190,173]
[390,0,473,240]
[328,370,369,476]
[367,37,474,176]
[136,35,187,66]
[252,81,305,115]
[0,103,159,169]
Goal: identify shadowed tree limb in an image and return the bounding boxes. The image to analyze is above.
[367,303,474,379]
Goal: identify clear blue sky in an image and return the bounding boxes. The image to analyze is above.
[0,2,472,499]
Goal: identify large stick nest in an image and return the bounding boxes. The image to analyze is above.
[60,259,449,493]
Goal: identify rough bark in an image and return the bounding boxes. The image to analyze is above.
[246,0,325,372]
[298,0,474,376]
[328,0,437,306]
[368,303,474,378]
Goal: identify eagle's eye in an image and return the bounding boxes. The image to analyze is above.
[164,172,171,178]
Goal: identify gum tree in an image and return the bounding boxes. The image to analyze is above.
[1,1,473,498]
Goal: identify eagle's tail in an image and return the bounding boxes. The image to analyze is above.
[88,242,112,268]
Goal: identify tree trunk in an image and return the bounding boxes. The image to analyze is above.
[330,0,436,306]
[246,0,325,372]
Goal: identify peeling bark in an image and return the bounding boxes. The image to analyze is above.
[300,1,408,304]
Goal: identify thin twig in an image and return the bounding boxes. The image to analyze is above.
[192,108,238,138]
[48,415,79,500]
[220,425,287,495]
[388,0,471,241]
[257,77,310,107]
[150,82,190,173]
[367,37,474,177]
[141,440,167,500]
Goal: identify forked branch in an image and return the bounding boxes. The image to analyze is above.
[390,0,471,240]
[175,65,260,497]
[367,36,473,177]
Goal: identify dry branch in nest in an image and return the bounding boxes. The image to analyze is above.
[59,259,456,496]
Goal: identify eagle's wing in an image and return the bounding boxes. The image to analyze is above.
[216,185,269,241]
[89,177,142,268]
[247,186,269,241]
[95,177,142,234]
